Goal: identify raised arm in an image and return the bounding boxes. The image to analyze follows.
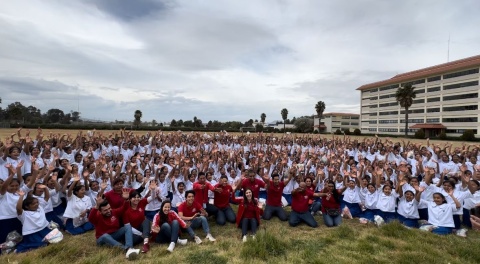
[16,190,25,215]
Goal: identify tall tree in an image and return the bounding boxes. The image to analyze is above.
[395,84,417,136]
[46,109,65,123]
[281,108,288,131]
[70,111,81,122]
[170,119,177,127]
[315,101,326,132]
[133,110,142,129]
[193,116,198,128]
[260,113,266,124]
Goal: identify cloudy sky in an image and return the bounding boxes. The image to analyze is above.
[1,0,479,123]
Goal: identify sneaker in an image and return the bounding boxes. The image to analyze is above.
[206,234,216,242]
[167,242,175,252]
[125,248,139,260]
[252,235,256,240]
[141,243,150,253]
[242,235,247,243]
[419,224,434,232]
[456,228,467,237]
[177,238,188,246]
[359,218,368,224]
[374,215,385,227]
[194,236,202,244]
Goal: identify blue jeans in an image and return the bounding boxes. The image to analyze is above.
[215,207,236,225]
[282,194,292,205]
[361,209,378,222]
[378,211,396,223]
[310,202,322,215]
[418,208,428,221]
[241,218,258,236]
[453,215,461,229]
[186,216,210,237]
[96,223,134,250]
[397,214,419,228]
[155,221,179,244]
[462,208,472,228]
[344,201,361,218]
[263,205,288,221]
[132,218,151,238]
[145,210,158,222]
[65,218,94,235]
[323,213,342,227]
[432,226,453,235]
[289,211,318,228]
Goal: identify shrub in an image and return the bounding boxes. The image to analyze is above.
[414,129,425,139]
[343,128,351,135]
[353,128,361,135]
[438,131,447,140]
[461,129,476,141]
[334,129,342,135]
[313,130,319,134]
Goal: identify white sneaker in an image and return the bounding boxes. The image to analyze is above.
[374,215,385,227]
[167,242,175,252]
[194,236,203,244]
[242,235,247,243]
[456,228,467,237]
[125,248,139,260]
[206,234,216,242]
[252,235,256,240]
[177,238,188,246]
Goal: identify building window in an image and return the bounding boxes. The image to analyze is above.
[427,97,440,102]
[442,117,478,123]
[369,113,377,116]
[443,105,478,112]
[443,68,479,79]
[362,128,368,131]
[400,129,418,132]
[413,99,425,104]
[370,96,378,100]
[369,105,378,108]
[426,118,440,123]
[427,76,441,82]
[402,79,425,86]
[400,109,424,114]
[443,93,478,101]
[379,120,398,124]
[426,108,440,113]
[379,94,396,99]
[341,122,350,125]
[368,88,379,93]
[415,89,425,94]
[368,128,377,132]
[427,86,440,92]
[445,129,478,134]
[379,84,398,91]
[369,121,377,124]
[379,111,398,116]
[379,102,398,107]
[443,81,479,91]
[400,119,424,123]
[350,122,359,126]
[351,117,359,120]
[378,128,398,132]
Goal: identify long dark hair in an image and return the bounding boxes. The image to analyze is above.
[325,180,341,203]
[159,200,171,224]
[243,188,257,206]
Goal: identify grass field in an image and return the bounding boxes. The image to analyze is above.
[2,214,480,264]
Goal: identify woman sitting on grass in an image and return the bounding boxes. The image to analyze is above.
[63,174,94,235]
[232,188,263,242]
[150,200,188,252]
[319,180,343,227]
[417,188,461,235]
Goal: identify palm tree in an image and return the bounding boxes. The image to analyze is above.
[281,108,288,131]
[315,101,326,132]
[193,116,198,128]
[395,84,417,136]
[260,113,266,124]
[133,110,142,129]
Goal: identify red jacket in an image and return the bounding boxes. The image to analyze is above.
[232,196,263,227]
[152,210,187,229]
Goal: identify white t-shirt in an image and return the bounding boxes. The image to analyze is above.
[63,194,92,219]
[397,197,419,219]
[364,190,379,210]
[343,187,361,203]
[19,206,49,235]
[0,192,23,220]
[422,200,456,228]
[376,190,399,213]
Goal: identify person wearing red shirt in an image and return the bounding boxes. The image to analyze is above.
[289,182,322,228]
[103,178,146,209]
[236,170,265,199]
[193,172,218,217]
[88,196,140,260]
[150,201,188,252]
[178,190,216,244]
[319,180,342,227]
[232,188,263,242]
[213,175,236,225]
[262,173,292,221]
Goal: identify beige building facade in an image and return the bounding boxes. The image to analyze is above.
[314,112,359,133]
[358,55,480,137]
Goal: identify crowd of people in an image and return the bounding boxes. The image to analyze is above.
[1,128,480,259]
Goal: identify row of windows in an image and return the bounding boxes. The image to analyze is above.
[400,119,424,123]
[378,128,399,132]
[369,121,377,124]
[413,98,425,104]
[401,79,425,86]
[442,117,478,123]
[400,129,418,132]
[379,120,398,124]
[427,86,440,92]
[379,102,398,107]
[341,116,359,119]
[427,76,441,82]
[443,93,478,101]
[427,97,440,102]
[379,84,399,91]
[443,80,478,91]
[368,128,377,132]
[379,111,399,116]
[426,107,440,113]
[426,118,440,123]
[443,68,479,79]
[445,129,478,134]
[400,109,425,114]
[443,105,478,112]
[379,94,397,99]
[416,89,425,94]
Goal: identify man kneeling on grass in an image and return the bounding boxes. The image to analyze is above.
[88,196,140,260]
[289,182,322,228]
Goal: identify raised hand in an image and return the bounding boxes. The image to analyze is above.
[122,188,130,199]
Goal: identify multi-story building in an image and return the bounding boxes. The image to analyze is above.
[313,112,360,133]
[357,55,480,137]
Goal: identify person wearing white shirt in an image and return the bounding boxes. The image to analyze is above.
[361,183,379,223]
[341,176,362,218]
[63,176,94,235]
[418,189,461,235]
[375,184,399,223]
[397,183,422,228]
[15,191,53,253]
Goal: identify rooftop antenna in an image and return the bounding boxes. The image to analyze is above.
[447,34,450,62]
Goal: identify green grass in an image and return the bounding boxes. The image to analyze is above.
[2,217,480,264]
